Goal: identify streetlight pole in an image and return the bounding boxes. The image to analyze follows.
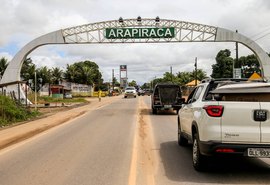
[234,30,239,78]
[112,69,114,91]
[195,57,198,86]
[34,71,37,111]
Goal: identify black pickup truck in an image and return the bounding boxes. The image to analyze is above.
[151,83,185,114]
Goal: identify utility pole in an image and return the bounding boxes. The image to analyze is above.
[170,66,173,82]
[235,30,239,78]
[195,57,198,86]
[34,71,37,110]
[112,69,114,91]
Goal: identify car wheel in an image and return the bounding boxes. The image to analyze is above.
[192,133,207,171]
[177,117,188,146]
[152,108,157,114]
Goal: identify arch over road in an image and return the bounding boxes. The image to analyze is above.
[1,18,270,100]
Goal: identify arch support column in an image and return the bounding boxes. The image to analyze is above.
[216,28,270,80]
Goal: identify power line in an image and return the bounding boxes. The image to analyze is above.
[253,32,270,41]
[250,25,270,41]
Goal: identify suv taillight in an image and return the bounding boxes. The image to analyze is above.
[203,105,224,117]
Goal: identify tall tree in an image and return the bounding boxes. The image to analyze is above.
[64,60,102,86]
[211,49,233,78]
[0,57,8,78]
[20,58,36,81]
[190,69,208,81]
[64,64,77,83]
[51,67,63,84]
[37,66,52,85]
[162,72,179,83]
[128,80,137,87]
[237,54,261,78]
[176,71,193,85]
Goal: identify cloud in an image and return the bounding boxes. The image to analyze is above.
[1,0,270,85]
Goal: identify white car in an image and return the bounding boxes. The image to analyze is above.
[178,79,270,171]
[124,87,137,98]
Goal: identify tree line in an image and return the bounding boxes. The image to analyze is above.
[0,58,103,91]
[0,49,269,90]
[141,49,269,89]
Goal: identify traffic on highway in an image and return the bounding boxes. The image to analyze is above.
[0,93,270,185]
[1,1,270,185]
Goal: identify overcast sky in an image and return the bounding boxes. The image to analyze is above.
[1,0,270,85]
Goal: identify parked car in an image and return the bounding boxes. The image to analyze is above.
[151,83,184,114]
[64,93,72,99]
[178,78,270,171]
[124,87,137,98]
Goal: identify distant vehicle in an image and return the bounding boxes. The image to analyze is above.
[64,93,72,99]
[151,83,184,114]
[124,87,137,98]
[137,89,145,96]
[144,89,152,96]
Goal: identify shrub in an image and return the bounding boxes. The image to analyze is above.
[0,95,39,127]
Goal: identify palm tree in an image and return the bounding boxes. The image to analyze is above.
[64,64,77,83]
[81,66,93,85]
[37,66,52,85]
[20,58,36,81]
[0,57,8,78]
[51,67,63,84]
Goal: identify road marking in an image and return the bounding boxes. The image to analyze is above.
[128,97,156,185]
[128,101,139,185]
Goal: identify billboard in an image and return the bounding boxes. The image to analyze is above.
[120,65,127,71]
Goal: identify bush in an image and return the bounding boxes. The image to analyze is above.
[0,95,40,127]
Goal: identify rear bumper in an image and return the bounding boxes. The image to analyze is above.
[125,93,136,96]
[199,141,270,156]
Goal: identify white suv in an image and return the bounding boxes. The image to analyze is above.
[124,87,137,98]
[178,79,270,171]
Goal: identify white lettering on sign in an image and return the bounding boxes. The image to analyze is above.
[105,27,175,39]
[108,29,116,38]
[165,28,173,37]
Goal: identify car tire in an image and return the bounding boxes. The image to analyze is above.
[152,108,157,114]
[192,133,207,171]
[177,117,188,146]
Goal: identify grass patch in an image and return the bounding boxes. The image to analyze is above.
[27,94,88,104]
[0,95,41,127]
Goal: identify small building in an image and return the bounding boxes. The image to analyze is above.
[50,85,65,99]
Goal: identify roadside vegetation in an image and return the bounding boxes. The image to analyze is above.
[26,94,88,104]
[0,94,89,127]
[0,95,40,127]
[0,49,269,126]
[141,50,270,90]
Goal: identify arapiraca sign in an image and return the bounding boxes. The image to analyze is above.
[105,27,175,39]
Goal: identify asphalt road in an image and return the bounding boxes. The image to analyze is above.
[0,96,270,185]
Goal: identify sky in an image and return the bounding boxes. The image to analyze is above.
[0,0,270,85]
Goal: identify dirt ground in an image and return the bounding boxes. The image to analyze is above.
[36,102,90,117]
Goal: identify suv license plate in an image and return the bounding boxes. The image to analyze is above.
[248,148,270,157]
